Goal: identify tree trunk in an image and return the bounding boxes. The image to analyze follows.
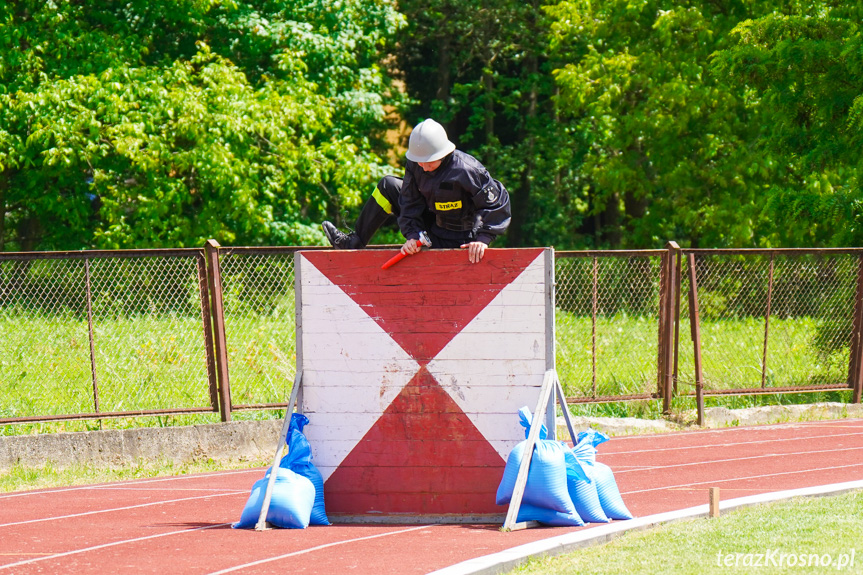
[507,54,538,247]
[602,192,621,248]
[481,67,495,166]
[436,35,452,106]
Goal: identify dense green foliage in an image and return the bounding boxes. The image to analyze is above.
[0,0,403,250]
[1,0,860,250]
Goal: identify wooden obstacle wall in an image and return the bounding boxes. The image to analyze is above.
[295,247,553,520]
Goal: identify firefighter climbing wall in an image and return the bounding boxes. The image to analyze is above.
[295,247,554,520]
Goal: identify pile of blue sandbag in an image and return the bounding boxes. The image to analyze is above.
[233,413,330,529]
[496,407,633,527]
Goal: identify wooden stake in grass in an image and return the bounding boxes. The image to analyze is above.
[709,487,720,518]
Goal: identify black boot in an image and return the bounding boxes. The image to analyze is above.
[322,221,364,249]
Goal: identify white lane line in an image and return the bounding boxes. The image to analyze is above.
[0,468,264,500]
[600,419,863,440]
[620,462,863,495]
[206,525,438,575]
[600,430,863,456]
[0,523,230,571]
[612,445,863,474]
[0,491,246,529]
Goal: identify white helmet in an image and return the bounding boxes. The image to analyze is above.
[405,119,456,163]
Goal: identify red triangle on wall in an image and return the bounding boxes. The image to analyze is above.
[303,248,543,364]
[323,366,507,516]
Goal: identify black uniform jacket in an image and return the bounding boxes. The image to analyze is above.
[398,150,511,246]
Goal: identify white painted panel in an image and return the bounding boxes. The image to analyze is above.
[297,250,552,478]
[431,252,549,459]
[298,257,416,473]
[430,359,546,381]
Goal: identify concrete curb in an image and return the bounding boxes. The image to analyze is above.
[4,402,862,471]
[0,420,281,470]
[427,480,863,575]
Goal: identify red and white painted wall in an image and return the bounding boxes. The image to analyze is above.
[295,248,554,520]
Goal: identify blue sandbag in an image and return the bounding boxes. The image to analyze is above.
[517,502,584,527]
[233,466,315,529]
[570,430,632,521]
[279,413,330,526]
[518,406,547,439]
[496,408,576,515]
[593,461,633,520]
[566,440,610,523]
[577,429,610,449]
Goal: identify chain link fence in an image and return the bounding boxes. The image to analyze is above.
[0,250,216,423]
[1,245,860,425]
[554,251,665,401]
[216,248,301,409]
[678,250,861,398]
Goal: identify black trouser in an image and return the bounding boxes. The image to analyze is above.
[353,175,402,246]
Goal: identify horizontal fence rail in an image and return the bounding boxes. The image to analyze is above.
[1,243,860,426]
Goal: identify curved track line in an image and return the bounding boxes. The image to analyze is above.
[429,480,863,575]
[0,468,263,500]
[0,523,230,571]
[602,430,863,455]
[206,525,438,575]
[620,462,863,495]
[0,491,245,529]
[613,445,863,474]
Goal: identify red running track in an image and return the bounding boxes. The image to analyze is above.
[3,418,863,574]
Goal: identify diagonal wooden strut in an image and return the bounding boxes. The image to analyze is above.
[255,370,303,531]
[501,369,578,532]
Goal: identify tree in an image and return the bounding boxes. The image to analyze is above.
[712,3,863,246]
[394,0,591,249]
[0,0,404,250]
[544,0,775,249]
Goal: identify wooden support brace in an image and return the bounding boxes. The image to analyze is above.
[501,369,579,532]
[255,370,303,531]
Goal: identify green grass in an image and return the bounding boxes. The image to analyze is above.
[509,491,863,574]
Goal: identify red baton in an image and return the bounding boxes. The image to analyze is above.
[381,251,408,270]
[381,232,432,270]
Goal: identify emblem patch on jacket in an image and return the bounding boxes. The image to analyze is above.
[481,185,498,203]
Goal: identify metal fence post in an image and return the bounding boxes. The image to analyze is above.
[673,247,682,395]
[196,251,220,413]
[84,257,100,417]
[687,254,705,425]
[205,240,232,421]
[658,241,680,414]
[850,254,863,403]
[657,250,668,405]
[761,253,775,389]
